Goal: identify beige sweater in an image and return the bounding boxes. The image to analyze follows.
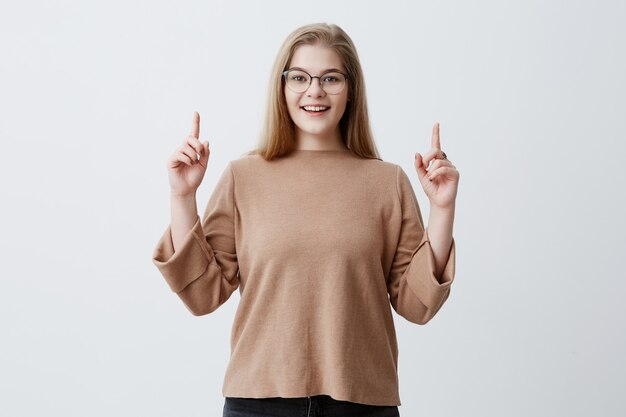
[152,148,456,406]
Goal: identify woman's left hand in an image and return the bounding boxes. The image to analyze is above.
[414,122,460,209]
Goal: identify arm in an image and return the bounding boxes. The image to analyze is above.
[427,203,455,280]
[152,162,240,316]
[387,166,456,325]
[170,193,199,252]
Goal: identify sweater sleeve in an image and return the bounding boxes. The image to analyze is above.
[151,162,240,316]
[386,165,456,325]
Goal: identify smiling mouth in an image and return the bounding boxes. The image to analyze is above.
[301,106,330,113]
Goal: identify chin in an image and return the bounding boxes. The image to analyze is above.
[294,119,340,135]
[296,124,334,137]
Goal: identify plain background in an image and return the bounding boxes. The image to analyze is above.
[1,0,624,416]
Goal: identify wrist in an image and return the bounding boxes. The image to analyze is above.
[170,192,196,201]
[430,201,455,212]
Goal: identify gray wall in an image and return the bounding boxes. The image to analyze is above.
[1,0,624,416]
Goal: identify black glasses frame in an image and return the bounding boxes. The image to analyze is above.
[282,68,349,95]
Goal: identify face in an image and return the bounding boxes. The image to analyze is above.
[284,44,349,144]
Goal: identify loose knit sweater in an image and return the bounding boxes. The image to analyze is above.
[151,148,456,406]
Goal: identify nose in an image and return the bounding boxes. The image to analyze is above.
[306,77,326,97]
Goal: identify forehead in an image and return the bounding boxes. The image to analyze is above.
[289,44,345,73]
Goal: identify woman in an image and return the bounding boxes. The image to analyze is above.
[152,22,459,417]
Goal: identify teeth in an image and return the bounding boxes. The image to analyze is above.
[303,106,328,112]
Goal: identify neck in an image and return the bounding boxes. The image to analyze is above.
[294,127,346,151]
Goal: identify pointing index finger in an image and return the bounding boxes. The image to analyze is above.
[431,122,441,150]
[190,111,200,138]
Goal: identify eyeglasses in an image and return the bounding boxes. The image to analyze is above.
[282,68,348,95]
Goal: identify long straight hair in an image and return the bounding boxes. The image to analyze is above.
[245,23,381,161]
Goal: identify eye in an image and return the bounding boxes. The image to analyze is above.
[322,73,343,83]
[287,71,309,83]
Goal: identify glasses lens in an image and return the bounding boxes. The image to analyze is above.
[285,70,311,93]
[320,72,346,94]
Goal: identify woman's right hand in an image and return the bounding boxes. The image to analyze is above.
[167,112,210,197]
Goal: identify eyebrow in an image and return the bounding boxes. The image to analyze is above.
[288,66,344,73]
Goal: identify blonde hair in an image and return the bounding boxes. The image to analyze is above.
[244,23,381,161]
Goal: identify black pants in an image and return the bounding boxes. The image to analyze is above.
[223,394,400,417]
